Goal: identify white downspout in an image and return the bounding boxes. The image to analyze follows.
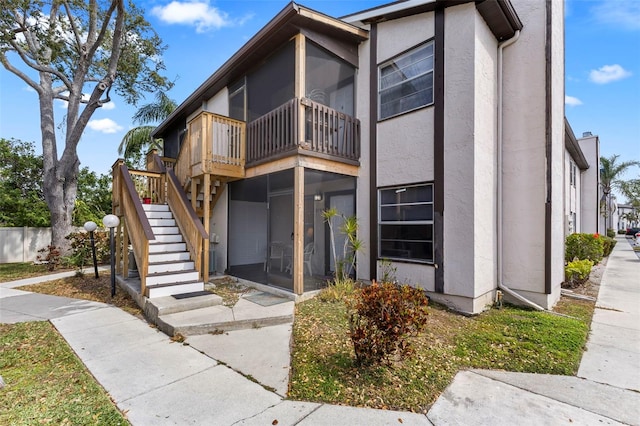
[496,30,546,311]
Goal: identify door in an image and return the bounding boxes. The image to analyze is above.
[327,193,355,274]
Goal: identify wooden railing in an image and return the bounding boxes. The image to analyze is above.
[301,98,360,162]
[246,98,360,165]
[183,112,246,180]
[111,160,155,295]
[247,98,299,163]
[128,169,166,204]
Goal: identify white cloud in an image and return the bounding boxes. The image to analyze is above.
[589,64,632,84]
[592,1,640,31]
[23,86,36,93]
[101,101,116,110]
[565,95,583,107]
[87,118,123,134]
[151,1,233,33]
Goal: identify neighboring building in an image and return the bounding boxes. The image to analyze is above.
[618,203,638,230]
[112,0,566,314]
[577,131,602,234]
[564,119,589,234]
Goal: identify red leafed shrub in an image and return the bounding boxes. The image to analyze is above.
[349,281,429,366]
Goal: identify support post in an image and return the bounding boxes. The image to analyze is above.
[293,166,305,295]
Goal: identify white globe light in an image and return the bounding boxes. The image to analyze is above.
[83,221,98,232]
[102,214,120,228]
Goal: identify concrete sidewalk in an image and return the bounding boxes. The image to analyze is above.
[1,236,638,425]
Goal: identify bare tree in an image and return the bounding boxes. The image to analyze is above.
[0,0,170,251]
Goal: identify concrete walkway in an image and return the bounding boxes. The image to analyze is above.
[1,237,638,425]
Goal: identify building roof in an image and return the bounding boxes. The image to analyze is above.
[343,0,523,41]
[152,2,368,138]
[565,117,590,170]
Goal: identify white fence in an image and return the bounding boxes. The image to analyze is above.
[0,227,52,263]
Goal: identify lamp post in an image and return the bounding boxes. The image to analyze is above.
[83,221,99,279]
[102,214,120,297]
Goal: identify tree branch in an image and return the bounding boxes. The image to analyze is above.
[0,54,41,94]
[62,1,85,57]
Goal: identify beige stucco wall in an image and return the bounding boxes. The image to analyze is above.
[374,12,437,292]
[442,3,498,312]
[578,135,601,234]
[500,0,564,308]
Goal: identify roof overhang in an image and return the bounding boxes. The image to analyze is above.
[343,0,522,41]
[153,2,368,138]
[565,117,590,170]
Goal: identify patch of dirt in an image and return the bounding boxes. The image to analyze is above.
[205,276,250,307]
[19,272,143,317]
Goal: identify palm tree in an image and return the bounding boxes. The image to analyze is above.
[118,91,177,167]
[600,155,640,231]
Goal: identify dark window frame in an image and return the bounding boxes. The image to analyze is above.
[378,40,435,121]
[378,183,434,263]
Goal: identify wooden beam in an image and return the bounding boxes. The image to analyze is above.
[295,33,306,144]
[123,220,129,278]
[203,173,211,284]
[293,165,305,295]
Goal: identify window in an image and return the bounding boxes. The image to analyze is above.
[379,184,434,262]
[379,42,434,120]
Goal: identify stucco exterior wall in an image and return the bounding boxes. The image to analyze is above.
[376,13,435,188]
[355,28,371,282]
[374,12,436,292]
[443,3,478,302]
[500,0,548,298]
[441,3,498,311]
[578,135,600,234]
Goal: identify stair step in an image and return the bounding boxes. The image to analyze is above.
[148,250,190,264]
[155,296,294,336]
[148,218,176,227]
[146,269,199,286]
[144,292,223,318]
[148,260,195,274]
[145,210,173,219]
[153,226,180,235]
[142,204,170,212]
[149,242,186,253]
[146,281,204,299]
[154,234,183,243]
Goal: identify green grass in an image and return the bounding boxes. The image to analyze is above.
[0,262,56,283]
[289,298,591,413]
[0,322,128,425]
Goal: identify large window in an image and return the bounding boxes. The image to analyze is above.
[378,42,434,120]
[379,184,433,262]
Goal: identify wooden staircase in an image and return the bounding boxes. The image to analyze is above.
[184,176,227,218]
[143,204,204,298]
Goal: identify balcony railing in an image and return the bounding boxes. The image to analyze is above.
[246,97,360,166]
[176,112,246,186]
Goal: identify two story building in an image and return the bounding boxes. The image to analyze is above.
[112,0,566,314]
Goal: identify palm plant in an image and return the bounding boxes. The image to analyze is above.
[600,155,640,230]
[118,91,177,167]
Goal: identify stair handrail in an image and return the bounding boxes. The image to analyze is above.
[113,160,155,296]
[165,166,209,282]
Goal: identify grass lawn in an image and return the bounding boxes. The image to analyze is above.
[0,322,128,425]
[289,295,594,413]
[0,262,70,283]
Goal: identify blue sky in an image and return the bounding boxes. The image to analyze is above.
[1,0,639,199]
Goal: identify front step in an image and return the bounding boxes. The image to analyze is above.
[146,280,204,298]
[146,269,199,286]
[155,293,294,337]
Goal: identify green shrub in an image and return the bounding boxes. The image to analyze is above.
[618,229,627,235]
[348,281,429,366]
[606,229,616,238]
[565,233,604,263]
[63,231,110,272]
[601,236,617,258]
[564,259,593,288]
[318,278,357,302]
